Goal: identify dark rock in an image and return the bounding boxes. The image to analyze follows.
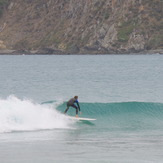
[12,49,31,54]
[68,45,80,54]
[36,48,64,54]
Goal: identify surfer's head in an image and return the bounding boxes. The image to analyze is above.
[74,96,78,99]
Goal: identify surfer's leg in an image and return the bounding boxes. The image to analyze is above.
[64,107,69,114]
[64,104,69,114]
[71,104,78,115]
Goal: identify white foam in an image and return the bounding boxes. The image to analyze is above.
[0,96,73,133]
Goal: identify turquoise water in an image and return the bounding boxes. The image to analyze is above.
[0,55,163,163]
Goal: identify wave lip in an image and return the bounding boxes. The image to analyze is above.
[0,96,73,133]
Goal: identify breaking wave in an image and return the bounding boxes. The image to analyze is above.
[0,96,73,133]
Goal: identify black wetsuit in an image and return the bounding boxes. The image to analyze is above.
[64,98,80,115]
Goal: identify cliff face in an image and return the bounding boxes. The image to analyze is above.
[0,0,162,54]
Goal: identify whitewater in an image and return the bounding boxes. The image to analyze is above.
[0,96,74,133]
[0,54,163,163]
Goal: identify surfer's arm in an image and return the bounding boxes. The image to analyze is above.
[75,100,80,111]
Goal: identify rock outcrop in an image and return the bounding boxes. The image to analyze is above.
[0,0,162,54]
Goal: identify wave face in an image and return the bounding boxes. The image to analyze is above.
[57,101,163,131]
[0,96,73,133]
[1,97,163,133]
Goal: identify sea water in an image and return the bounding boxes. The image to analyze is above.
[0,54,163,163]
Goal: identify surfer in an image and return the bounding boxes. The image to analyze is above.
[64,96,81,117]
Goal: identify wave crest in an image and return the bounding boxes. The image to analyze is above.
[0,96,73,133]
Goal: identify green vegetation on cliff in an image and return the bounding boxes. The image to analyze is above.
[0,0,9,16]
[0,0,162,54]
[117,21,136,43]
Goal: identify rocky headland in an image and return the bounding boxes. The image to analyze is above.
[0,0,162,54]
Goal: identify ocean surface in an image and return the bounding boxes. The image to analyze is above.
[0,54,163,163]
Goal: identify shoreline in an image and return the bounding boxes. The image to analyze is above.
[0,49,163,55]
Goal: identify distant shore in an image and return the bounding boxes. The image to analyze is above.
[0,48,163,55]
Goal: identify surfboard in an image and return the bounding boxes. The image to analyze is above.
[69,116,96,121]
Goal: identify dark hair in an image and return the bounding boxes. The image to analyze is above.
[74,96,78,99]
